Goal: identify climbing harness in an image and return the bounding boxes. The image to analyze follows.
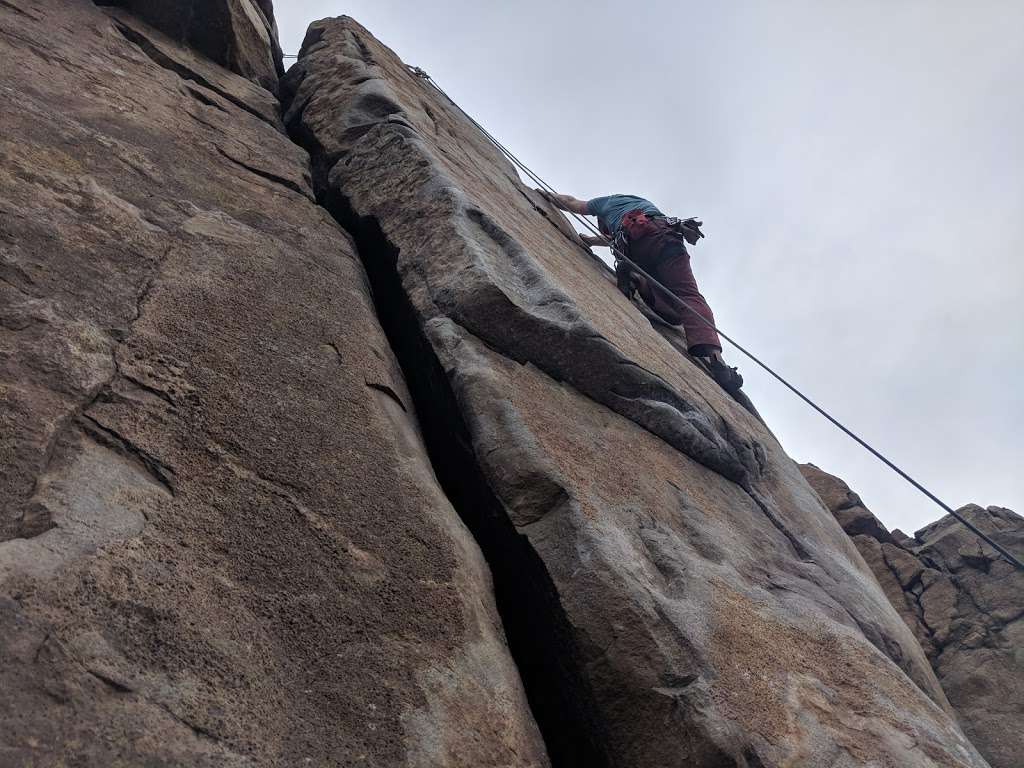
[405,65,1024,573]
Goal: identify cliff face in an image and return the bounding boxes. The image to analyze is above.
[280,16,991,768]
[0,2,1000,766]
[96,0,285,91]
[0,2,545,765]
[801,464,1024,768]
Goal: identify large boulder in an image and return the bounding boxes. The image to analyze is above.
[96,0,284,91]
[0,2,547,765]
[282,16,989,767]
[801,464,1024,768]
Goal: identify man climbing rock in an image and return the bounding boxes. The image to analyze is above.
[547,192,744,393]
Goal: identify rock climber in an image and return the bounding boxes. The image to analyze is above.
[546,192,743,393]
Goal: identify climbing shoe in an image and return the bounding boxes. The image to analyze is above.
[707,357,744,394]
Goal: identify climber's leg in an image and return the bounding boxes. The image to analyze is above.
[628,243,744,393]
[625,225,743,392]
[649,251,722,354]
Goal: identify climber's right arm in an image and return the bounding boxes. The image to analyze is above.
[548,193,591,215]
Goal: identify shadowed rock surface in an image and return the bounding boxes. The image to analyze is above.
[0,1,547,765]
[96,0,284,91]
[282,16,990,767]
[801,463,1023,768]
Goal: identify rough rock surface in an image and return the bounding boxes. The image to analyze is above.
[283,16,990,767]
[97,0,284,91]
[801,463,1024,768]
[0,2,547,765]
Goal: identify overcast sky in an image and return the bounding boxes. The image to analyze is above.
[275,1,1023,536]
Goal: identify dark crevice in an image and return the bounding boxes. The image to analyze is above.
[910,586,940,647]
[844,607,910,676]
[295,24,325,60]
[315,188,612,768]
[882,548,941,657]
[98,0,281,93]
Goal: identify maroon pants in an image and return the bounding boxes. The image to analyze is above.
[627,219,721,353]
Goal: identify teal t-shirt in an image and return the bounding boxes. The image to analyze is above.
[587,194,663,234]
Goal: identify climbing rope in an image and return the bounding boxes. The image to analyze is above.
[402,65,1023,573]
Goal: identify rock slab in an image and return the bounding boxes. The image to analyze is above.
[97,0,284,91]
[0,2,547,765]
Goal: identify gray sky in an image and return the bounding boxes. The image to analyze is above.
[276,1,1023,535]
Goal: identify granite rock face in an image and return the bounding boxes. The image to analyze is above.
[0,1,1006,765]
[97,0,284,91]
[0,2,547,765]
[801,463,1023,768]
[282,16,990,767]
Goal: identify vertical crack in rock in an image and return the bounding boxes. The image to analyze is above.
[276,18,997,765]
[4,0,993,761]
[6,2,547,764]
[316,189,611,767]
